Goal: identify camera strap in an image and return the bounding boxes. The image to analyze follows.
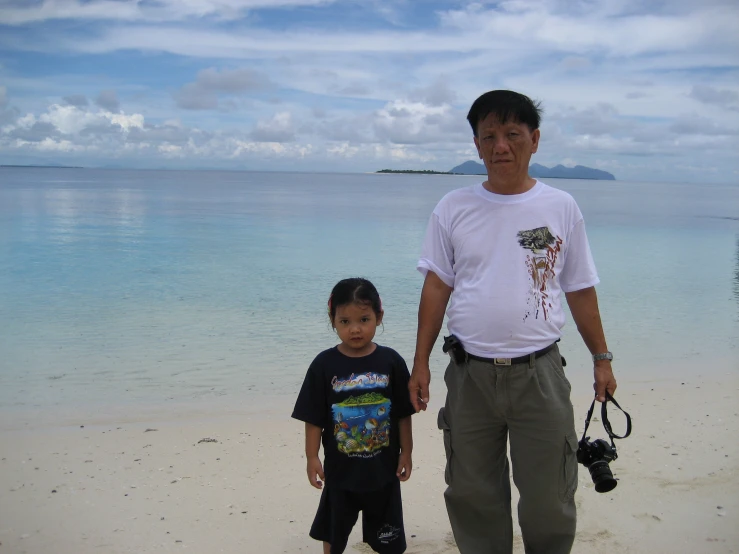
[581,392,632,449]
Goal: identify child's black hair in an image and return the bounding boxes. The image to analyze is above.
[328,278,382,325]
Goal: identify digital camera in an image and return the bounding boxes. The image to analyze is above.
[576,437,618,493]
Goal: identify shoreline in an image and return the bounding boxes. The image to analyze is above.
[2,353,736,433]
[1,372,738,553]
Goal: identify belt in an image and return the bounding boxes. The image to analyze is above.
[466,342,558,366]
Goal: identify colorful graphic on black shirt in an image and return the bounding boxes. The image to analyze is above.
[517,226,563,321]
[332,374,391,457]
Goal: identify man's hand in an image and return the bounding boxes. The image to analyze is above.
[594,361,617,402]
[409,364,431,412]
[306,456,325,489]
[396,451,412,481]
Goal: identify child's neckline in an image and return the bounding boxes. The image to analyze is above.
[334,343,379,359]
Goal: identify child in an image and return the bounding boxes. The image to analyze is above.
[292,277,415,554]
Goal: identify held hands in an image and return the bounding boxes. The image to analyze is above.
[306,456,325,489]
[408,363,431,412]
[396,451,412,482]
[594,361,617,403]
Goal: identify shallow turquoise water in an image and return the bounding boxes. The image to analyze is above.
[1,168,737,418]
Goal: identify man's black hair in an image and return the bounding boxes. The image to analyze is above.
[466,90,542,136]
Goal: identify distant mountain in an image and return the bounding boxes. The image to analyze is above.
[449,160,488,175]
[450,160,615,180]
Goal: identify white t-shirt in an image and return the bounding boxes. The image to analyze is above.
[418,180,599,358]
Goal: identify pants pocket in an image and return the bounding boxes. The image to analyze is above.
[559,433,579,502]
[551,355,571,391]
[437,407,452,485]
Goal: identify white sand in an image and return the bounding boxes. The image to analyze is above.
[1,374,738,554]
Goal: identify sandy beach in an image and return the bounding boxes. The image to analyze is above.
[1,372,738,554]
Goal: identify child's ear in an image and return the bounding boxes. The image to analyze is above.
[376,310,384,326]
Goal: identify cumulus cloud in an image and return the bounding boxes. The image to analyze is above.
[409,78,457,107]
[8,121,60,142]
[95,90,120,112]
[62,94,89,107]
[174,68,273,110]
[373,101,467,144]
[251,112,295,142]
[1,1,738,181]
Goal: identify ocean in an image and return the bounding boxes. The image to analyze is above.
[1,168,737,423]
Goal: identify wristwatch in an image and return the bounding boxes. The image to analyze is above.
[593,351,613,362]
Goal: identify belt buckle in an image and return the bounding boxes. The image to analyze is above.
[494,358,511,366]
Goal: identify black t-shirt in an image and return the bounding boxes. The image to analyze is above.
[292,345,415,492]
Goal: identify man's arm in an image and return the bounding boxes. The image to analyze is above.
[409,272,453,412]
[565,286,617,402]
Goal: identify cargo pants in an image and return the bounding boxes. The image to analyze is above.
[438,344,578,554]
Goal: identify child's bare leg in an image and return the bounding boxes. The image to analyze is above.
[323,542,330,554]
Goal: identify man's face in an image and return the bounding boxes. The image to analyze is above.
[473,114,540,186]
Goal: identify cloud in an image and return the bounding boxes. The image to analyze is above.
[0,85,19,127]
[669,114,739,136]
[8,121,60,142]
[95,90,120,112]
[174,68,273,110]
[62,94,89,107]
[251,112,295,142]
[1,1,738,182]
[0,0,340,25]
[408,78,457,107]
[559,56,592,71]
[546,103,640,138]
[373,100,468,145]
[688,85,739,108]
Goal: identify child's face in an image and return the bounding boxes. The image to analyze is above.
[332,302,382,357]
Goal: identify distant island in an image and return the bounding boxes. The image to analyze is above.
[0,164,84,169]
[377,161,615,180]
[376,169,452,175]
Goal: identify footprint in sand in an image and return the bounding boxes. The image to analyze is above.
[634,513,662,523]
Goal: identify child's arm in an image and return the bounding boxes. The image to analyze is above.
[396,416,413,482]
[305,422,325,489]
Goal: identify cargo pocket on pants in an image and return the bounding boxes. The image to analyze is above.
[559,433,579,502]
[437,407,452,485]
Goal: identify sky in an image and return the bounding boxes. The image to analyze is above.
[0,0,738,183]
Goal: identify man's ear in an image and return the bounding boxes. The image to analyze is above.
[474,136,482,159]
[530,129,540,154]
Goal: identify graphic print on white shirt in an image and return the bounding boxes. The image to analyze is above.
[417,181,600,357]
[517,226,563,322]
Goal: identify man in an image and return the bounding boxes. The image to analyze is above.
[408,90,617,554]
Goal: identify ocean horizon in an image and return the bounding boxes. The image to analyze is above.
[1,167,737,426]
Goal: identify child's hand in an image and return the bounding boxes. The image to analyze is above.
[307,456,325,489]
[396,451,412,482]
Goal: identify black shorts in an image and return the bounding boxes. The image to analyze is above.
[309,478,406,554]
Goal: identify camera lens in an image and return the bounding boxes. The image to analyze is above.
[588,460,617,493]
